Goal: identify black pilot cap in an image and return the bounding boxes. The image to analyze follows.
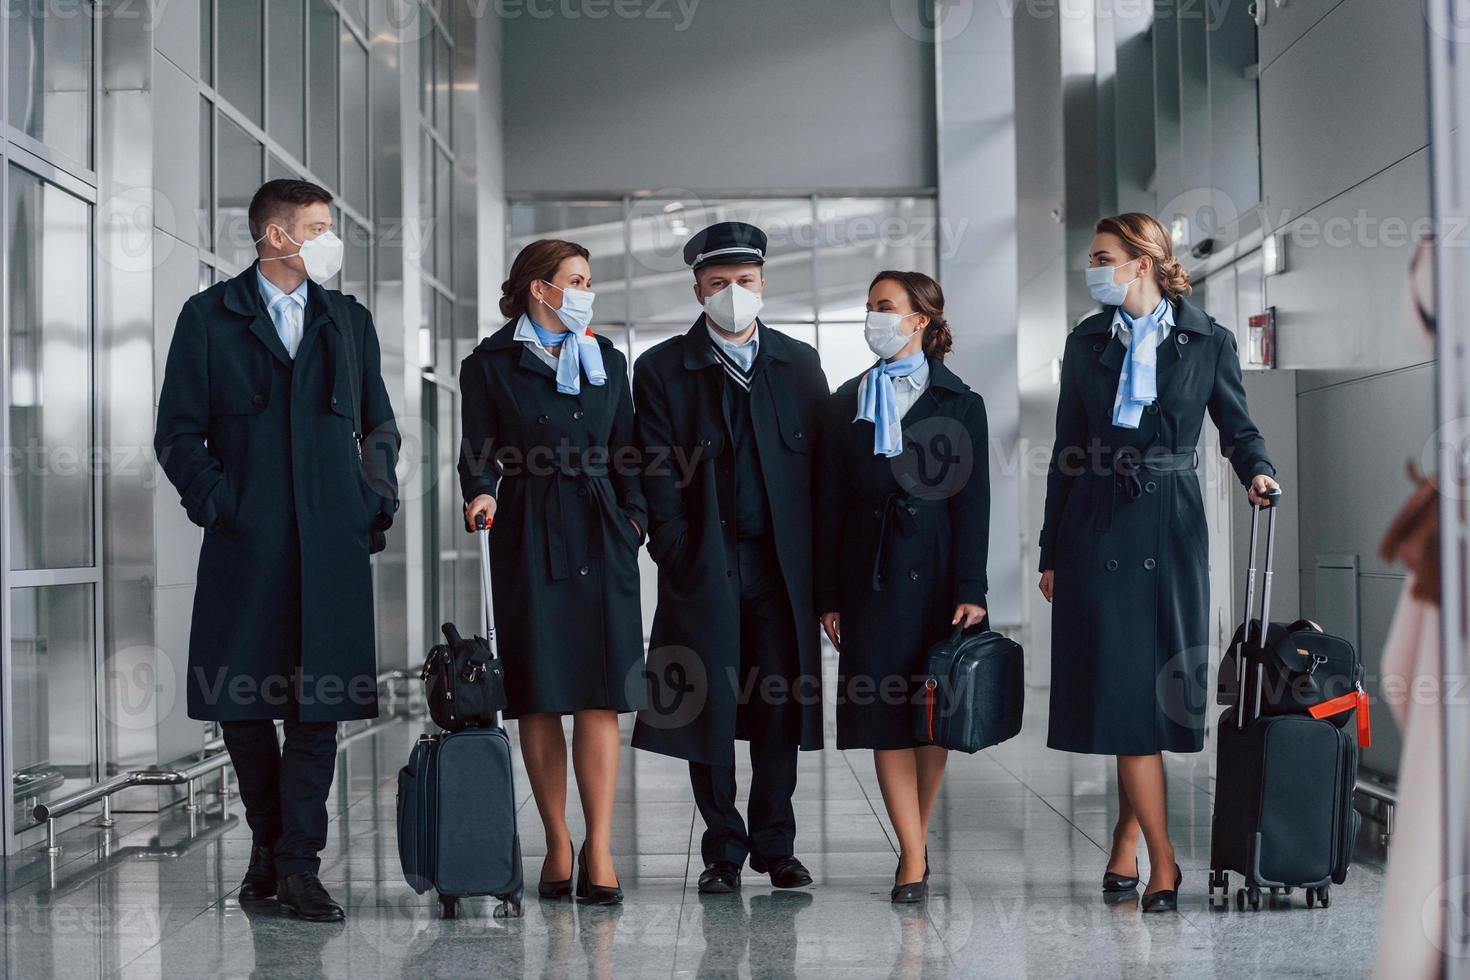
[683,221,767,271]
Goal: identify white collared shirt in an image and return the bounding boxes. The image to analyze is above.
[1109,298,1174,349]
[891,357,931,420]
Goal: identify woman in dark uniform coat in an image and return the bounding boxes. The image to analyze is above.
[459,239,646,905]
[816,271,989,903]
[1038,213,1280,912]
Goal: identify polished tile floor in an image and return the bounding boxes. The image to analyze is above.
[2,687,1385,979]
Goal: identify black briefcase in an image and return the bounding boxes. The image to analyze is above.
[914,625,1024,753]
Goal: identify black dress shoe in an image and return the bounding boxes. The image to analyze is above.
[1141,863,1182,913]
[574,843,623,906]
[539,841,574,900]
[891,861,928,904]
[1103,859,1140,893]
[749,855,812,889]
[698,861,742,894]
[239,845,277,900]
[277,872,345,922]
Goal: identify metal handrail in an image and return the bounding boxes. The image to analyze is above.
[29,667,418,849]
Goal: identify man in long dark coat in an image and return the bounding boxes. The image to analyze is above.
[154,179,399,921]
[631,222,828,893]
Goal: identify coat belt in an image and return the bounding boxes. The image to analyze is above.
[1094,448,1198,533]
[541,467,623,582]
[871,493,945,592]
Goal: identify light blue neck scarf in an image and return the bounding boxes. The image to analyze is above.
[529,317,607,395]
[855,351,927,457]
[1111,296,1170,428]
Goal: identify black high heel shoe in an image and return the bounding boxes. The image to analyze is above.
[575,843,624,906]
[1140,863,1182,913]
[924,847,930,882]
[539,841,574,900]
[890,855,928,904]
[1103,858,1140,893]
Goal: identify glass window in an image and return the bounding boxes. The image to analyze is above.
[434,145,452,283]
[341,215,370,303]
[218,0,264,125]
[7,166,93,571]
[11,584,98,829]
[201,0,214,86]
[341,34,370,211]
[268,0,306,162]
[199,98,213,248]
[815,197,938,320]
[6,0,94,167]
[435,32,452,144]
[216,114,264,270]
[267,152,296,183]
[307,0,340,189]
[419,25,434,124]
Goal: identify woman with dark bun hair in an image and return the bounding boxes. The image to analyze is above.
[458,239,646,905]
[1038,213,1280,912]
[815,270,990,904]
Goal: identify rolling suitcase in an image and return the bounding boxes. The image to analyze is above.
[397,514,524,919]
[913,623,1025,753]
[1207,491,1362,911]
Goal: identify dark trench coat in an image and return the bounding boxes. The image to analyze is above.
[457,323,648,717]
[815,359,990,750]
[630,319,828,767]
[1039,295,1273,755]
[155,262,400,722]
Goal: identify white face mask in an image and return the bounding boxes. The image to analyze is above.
[539,280,596,332]
[702,281,764,333]
[257,227,345,284]
[864,310,923,359]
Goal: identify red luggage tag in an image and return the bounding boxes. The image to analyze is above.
[1308,683,1371,748]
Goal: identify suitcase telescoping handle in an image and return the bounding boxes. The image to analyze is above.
[1237,486,1283,727]
[473,512,502,728]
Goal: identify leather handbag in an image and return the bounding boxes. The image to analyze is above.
[421,622,507,733]
[914,625,1025,753]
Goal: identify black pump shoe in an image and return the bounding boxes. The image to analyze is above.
[1141,863,1182,913]
[1103,859,1140,893]
[890,860,928,904]
[574,844,623,906]
[539,841,574,900]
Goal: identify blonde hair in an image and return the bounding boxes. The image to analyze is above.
[1095,212,1192,299]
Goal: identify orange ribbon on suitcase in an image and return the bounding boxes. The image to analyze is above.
[1307,685,1372,748]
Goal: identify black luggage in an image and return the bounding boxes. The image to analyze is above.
[397,514,523,919]
[420,620,506,733]
[913,624,1025,753]
[1208,491,1366,911]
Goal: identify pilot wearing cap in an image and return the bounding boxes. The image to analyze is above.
[631,221,829,894]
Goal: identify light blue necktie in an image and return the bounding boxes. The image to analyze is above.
[855,351,927,457]
[1111,297,1168,429]
[531,321,607,395]
[717,336,758,373]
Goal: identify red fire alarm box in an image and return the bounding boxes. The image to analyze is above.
[1247,307,1275,369]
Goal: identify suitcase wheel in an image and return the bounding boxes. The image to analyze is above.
[494,895,524,919]
[1237,886,1261,911]
[1308,885,1330,909]
[1235,888,1245,911]
[439,895,459,919]
[1207,870,1227,900]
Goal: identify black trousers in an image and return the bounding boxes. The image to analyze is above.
[220,719,338,877]
[690,536,802,867]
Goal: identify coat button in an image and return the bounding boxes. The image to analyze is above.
[1144,557,1157,570]
[1105,559,1119,571]
[1145,403,1159,415]
[1178,333,1189,345]
[573,410,584,420]
[330,396,338,406]
[720,518,728,527]
[909,570,919,581]
[538,414,550,424]
[906,506,916,515]
[1144,481,1157,493]
[1092,342,1103,352]
[794,430,804,440]
[576,486,588,498]
[873,508,882,518]
[578,565,590,576]
[700,437,712,447]
[727,569,734,578]
[252,393,265,407]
